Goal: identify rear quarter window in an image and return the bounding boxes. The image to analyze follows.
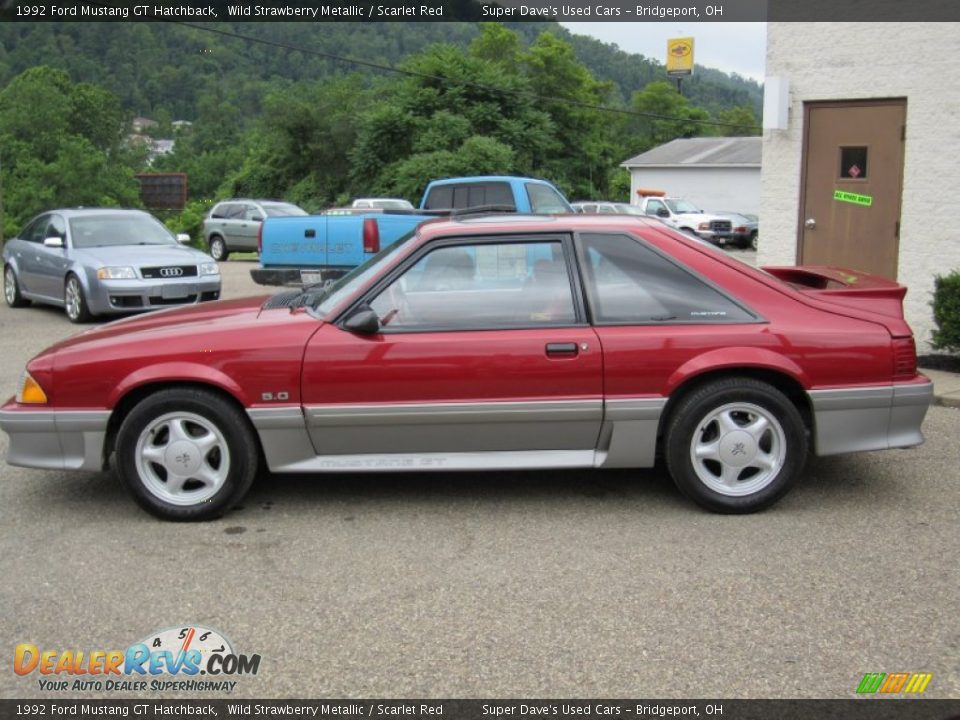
[579,233,757,324]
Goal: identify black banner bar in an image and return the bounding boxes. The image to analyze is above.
[2,0,960,22]
[4,700,960,720]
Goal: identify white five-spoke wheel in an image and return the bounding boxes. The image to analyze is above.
[135,411,231,506]
[116,388,259,521]
[689,402,786,497]
[65,274,92,323]
[666,378,807,513]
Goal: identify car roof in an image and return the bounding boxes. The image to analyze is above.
[427,176,555,187]
[214,198,292,204]
[416,213,664,241]
[38,208,155,219]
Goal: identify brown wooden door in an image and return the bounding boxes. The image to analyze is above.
[799,100,906,279]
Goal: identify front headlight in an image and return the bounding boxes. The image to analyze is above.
[96,266,136,280]
[199,262,220,276]
[16,371,48,404]
[697,222,711,231]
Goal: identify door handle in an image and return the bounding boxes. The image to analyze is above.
[804,217,817,229]
[545,342,578,357]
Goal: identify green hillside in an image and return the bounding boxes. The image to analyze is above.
[0,22,763,235]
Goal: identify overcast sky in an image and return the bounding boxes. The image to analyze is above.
[561,23,767,82]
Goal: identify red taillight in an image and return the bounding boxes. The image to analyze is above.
[363,218,380,254]
[257,222,264,254]
[892,337,917,379]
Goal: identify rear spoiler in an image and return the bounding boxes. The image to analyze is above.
[763,265,907,318]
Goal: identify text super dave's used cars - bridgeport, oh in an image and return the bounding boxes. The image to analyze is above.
[0,214,933,520]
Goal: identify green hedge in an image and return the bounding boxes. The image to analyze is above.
[161,200,213,251]
[932,271,960,353]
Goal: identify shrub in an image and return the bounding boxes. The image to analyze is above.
[931,270,960,352]
[162,200,213,251]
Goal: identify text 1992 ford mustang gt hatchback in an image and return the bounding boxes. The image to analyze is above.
[0,215,933,520]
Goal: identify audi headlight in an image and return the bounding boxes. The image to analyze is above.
[200,262,220,276]
[96,266,136,280]
[16,371,48,404]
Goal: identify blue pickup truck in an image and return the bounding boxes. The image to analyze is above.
[251,176,572,286]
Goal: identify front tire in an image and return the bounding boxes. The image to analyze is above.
[208,235,229,262]
[4,265,30,307]
[665,378,807,513]
[64,274,93,323]
[115,388,259,521]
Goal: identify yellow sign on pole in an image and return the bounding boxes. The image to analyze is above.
[666,37,695,76]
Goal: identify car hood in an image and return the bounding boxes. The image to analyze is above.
[72,244,213,266]
[48,295,274,353]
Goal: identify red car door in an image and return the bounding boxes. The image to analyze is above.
[301,236,603,465]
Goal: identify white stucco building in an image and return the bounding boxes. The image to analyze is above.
[761,23,959,349]
[621,137,762,215]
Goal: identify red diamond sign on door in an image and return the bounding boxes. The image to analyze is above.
[848,164,862,178]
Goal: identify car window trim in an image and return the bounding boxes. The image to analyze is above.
[571,230,767,327]
[335,232,590,334]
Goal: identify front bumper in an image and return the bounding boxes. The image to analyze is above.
[808,378,934,456]
[0,401,110,472]
[697,230,734,246]
[87,276,222,315]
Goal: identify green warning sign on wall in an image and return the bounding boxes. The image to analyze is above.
[834,190,873,206]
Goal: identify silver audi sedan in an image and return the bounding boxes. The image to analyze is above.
[3,208,221,323]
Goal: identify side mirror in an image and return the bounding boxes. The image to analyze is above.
[176,233,191,244]
[656,208,670,218]
[342,306,380,335]
[43,236,64,248]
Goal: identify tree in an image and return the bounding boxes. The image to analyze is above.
[631,81,712,147]
[716,106,760,136]
[521,32,618,199]
[223,75,371,209]
[0,66,139,236]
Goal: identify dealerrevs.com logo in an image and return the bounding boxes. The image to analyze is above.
[14,625,260,693]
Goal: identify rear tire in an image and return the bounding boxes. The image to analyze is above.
[4,265,30,307]
[209,235,229,262]
[665,378,807,513]
[115,388,259,521]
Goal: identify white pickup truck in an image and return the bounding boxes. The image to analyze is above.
[634,191,734,245]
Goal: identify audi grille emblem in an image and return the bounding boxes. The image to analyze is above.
[159,267,184,278]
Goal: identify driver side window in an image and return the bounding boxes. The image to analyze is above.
[369,240,577,331]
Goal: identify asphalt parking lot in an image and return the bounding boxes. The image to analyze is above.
[1,255,957,700]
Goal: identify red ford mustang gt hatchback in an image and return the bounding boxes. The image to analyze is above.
[0,215,933,520]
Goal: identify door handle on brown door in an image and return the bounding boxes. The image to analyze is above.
[545,342,578,357]
[804,218,817,229]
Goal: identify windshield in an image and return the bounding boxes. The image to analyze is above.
[262,203,307,217]
[69,214,177,248]
[614,203,647,216]
[313,230,418,316]
[665,199,701,214]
